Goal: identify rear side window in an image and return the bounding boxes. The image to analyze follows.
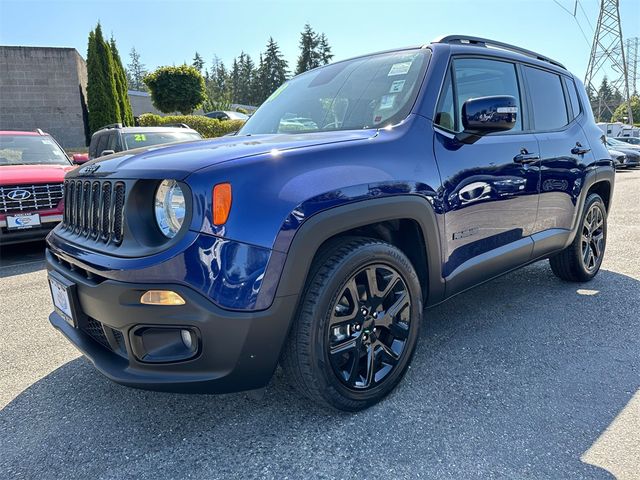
[106,132,118,151]
[435,57,522,133]
[524,66,568,130]
[564,77,581,119]
[95,134,109,157]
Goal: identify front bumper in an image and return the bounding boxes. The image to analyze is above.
[46,249,298,393]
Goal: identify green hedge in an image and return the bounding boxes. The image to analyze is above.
[138,114,245,138]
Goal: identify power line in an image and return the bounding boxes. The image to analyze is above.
[553,0,594,48]
[577,0,595,32]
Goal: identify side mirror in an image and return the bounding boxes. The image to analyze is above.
[100,149,115,157]
[457,95,518,144]
[71,153,89,165]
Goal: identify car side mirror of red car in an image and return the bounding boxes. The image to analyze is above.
[72,153,89,165]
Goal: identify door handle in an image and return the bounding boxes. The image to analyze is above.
[513,150,540,164]
[571,143,591,155]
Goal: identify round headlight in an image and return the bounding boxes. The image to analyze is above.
[154,180,186,238]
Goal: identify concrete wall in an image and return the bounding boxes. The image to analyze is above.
[128,90,163,117]
[0,46,88,148]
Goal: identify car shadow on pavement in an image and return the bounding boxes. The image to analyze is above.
[1,263,637,479]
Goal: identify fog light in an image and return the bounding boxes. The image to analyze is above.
[181,329,193,349]
[130,326,199,363]
[140,290,185,306]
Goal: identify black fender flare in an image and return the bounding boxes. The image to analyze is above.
[261,195,446,309]
[563,165,614,249]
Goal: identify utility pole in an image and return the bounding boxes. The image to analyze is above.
[626,37,639,96]
[584,0,633,123]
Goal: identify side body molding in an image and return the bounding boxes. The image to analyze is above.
[256,195,446,310]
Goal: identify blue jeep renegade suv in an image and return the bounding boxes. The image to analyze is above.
[47,35,613,411]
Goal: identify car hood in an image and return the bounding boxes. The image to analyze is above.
[68,131,376,180]
[612,146,640,157]
[0,164,75,185]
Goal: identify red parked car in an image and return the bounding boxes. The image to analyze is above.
[0,130,79,245]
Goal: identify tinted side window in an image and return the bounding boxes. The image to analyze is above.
[564,77,581,120]
[89,135,98,158]
[95,134,108,157]
[451,58,522,133]
[106,132,118,151]
[524,66,568,130]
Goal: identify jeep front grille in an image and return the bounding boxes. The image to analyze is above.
[0,183,64,214]
[62,179,125,244]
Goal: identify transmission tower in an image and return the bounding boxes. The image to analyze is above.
[584,0,633,123]
[626,37,639,95]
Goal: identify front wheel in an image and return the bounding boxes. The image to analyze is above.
[282,237,423,411]
[549,193,607,282]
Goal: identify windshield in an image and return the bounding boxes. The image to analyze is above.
[239,49,430,135]
[607,137,627,147]
[0,135,71,166]
[123,131,202,149]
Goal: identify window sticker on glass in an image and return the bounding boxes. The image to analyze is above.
[389,80,405,93]
[379,95,395,110]
[134,134,147,142]
[388,61,412,76]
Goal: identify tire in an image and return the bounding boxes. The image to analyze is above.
[281,236,423,411]
[549,193,607,282]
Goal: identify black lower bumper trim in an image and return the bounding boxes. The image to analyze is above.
[47,250,299,394]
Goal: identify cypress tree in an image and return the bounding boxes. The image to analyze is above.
[110,37,134,126]
[87,23,120,134]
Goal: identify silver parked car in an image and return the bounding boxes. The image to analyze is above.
[608,148,627,169]
[606,138,640,168]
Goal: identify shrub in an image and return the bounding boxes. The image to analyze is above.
[138,114,245,138]
[143,65,206,115]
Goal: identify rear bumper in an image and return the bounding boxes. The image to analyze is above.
[46,249,299,393]
[0,214,62,244]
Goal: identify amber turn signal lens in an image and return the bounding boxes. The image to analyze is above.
[213,183,232,225]
[140,290,186,306]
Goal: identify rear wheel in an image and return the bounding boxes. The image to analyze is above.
[549,193,607,282]
[282,237,422,411]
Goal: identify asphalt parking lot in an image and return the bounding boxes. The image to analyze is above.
[1,169,638,480]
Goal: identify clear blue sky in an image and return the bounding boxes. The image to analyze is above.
[1,0,638,82]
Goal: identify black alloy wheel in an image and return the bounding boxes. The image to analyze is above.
[581,203,605,272]
[328,264,411,390]
[282,237,422,411]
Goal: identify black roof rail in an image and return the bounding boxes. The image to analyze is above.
[101,123,123,130]
[432,35,566,70]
